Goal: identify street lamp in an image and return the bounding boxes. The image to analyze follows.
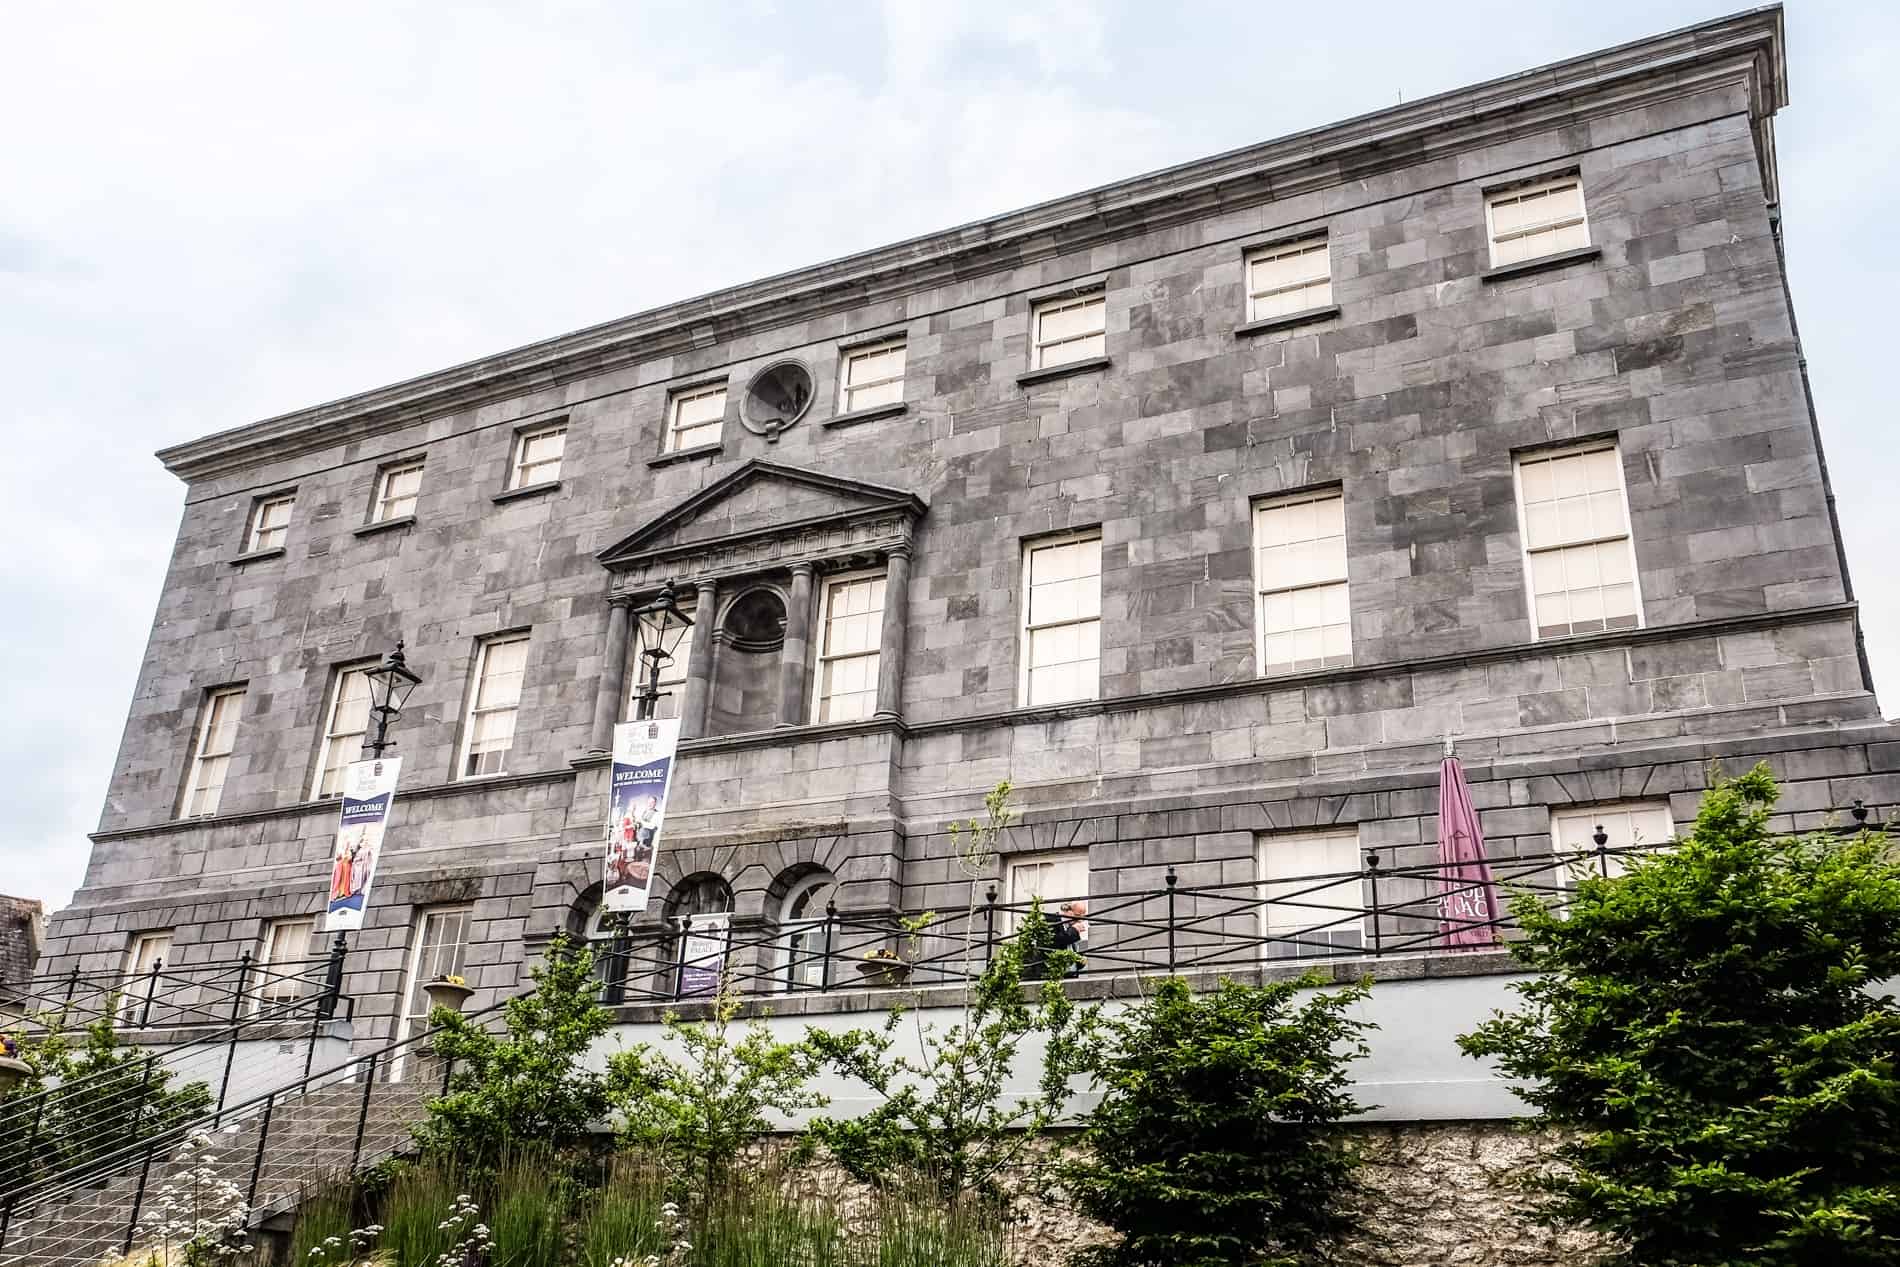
[362,640,424,758]
[631,581,693,721]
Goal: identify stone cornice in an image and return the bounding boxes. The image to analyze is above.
[154,8,1786,485]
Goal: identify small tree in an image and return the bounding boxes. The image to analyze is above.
[605,975,827,1196]
[1460,764,1900,1266]
[416,936,611,1169]
[1064,975,1373,1267]
[805,911,1096,1204]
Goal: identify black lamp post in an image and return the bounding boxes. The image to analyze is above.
[631,581,693,722]
[362,640,424,758]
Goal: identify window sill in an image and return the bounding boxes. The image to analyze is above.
[354,515,416,538]
[1016,355,1111,388]
[822,401,908,431]
[1479,244,1601,283]
[229,547,286,567]
[1234,305,1341,337]
[647,443,723,469]
[493,480,562,505]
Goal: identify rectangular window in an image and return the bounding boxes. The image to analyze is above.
[313,665,374,799]
[629,606,695,721]
[399,906,472,1037]
[461,633,530,777]
[245,493,295,553]
[1515,443,1641,639]
[122,931,174,1024]
[1004,850,1090,933]
[1258,830,1363,959]
[181,686,245,818]
[667,384,726,452]
[814,573,885,723]
[1254,491,1351,676]
[1246,235,1331,321]
[1020,533,1102,707]
[510,424,566,488]
[840,340,906,413]
[255,917,317,1010]
[1487,175,1589,267]
[1030,293,1106,370]
[1550,802,1674,882]
[373,460,425,523]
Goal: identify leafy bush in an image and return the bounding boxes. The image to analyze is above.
[1064,975,1372,1267]
[607,977,826,1195]
[416,936,611,1169]
[1460,764,1900,1266]
[806,912,1096,1204]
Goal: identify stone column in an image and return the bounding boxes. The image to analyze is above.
[589,597,633,752]
[681,577,719,739]
[875,545,911,719]
[779,563,815,726]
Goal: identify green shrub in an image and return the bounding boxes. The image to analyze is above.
[1064,974,1373,1267]
[1461,764,1900,1266]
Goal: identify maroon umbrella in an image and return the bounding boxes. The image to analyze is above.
[1437,753,1502,949]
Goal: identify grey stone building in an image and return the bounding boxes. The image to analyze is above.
[41,7,1896,1053]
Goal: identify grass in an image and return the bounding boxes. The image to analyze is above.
[688,1183,849,1267]
[574,1156,667,1267]
[378,1157,466,1267]
[489,1153,567,1267]
[286,1180,356,1266]
[862,1187,1010,1267]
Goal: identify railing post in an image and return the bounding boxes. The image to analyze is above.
[246,1092,275,1207]
[1593,824,1610,880]
[131,1053,157,1143]
[1165,866,1179,973]
[138,958,163,1028]
[606,914,630,1007]
[317,932,347,1021]
[123,1140,157,1255]
[983,885,998,970]
[216,951,252,1120]
[0,1193,14,1254]
[63,965,79,1007]
[350,1053,378,1174]
[819,902,836,992]
[1364,850,1385,956]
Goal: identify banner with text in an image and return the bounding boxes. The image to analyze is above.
[677,913,730,998]
[324,756,402,932]
[603,718,683,914]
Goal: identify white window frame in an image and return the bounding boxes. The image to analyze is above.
[812,570,886,724]
[244,492,296,554]
[1512,442,1644,641]
[666,383,727,453]
[312,663,375,799]
[181,685,245,818]
[1252,489,1352,676]
[1029,292,1106,370]
[1549,802,1674,884]
[1018,531,1103,707]
[459,632,531,779]
[1485,174,1590,268]
[121,931,174,1024]
[1244,235,1332,322]
[254,916,318,1011]
[509,423,566,489]
[372,459,425,523]
[775,871,839,992]
[628,603,695,722]
[839,339,907,414]
[1257,829,1364,960]
[394,905,474,1068]
[1004,849,1091,932]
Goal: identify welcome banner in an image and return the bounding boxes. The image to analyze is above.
[603,717,683,914]
[324,756,402,932]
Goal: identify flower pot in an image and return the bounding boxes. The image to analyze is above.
[855,959,912,987]
[423,980,475,1013]
[0,1054,30,1097]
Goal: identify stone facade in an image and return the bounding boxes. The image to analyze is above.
[43,9,1897,1070]
[0,894,45,999]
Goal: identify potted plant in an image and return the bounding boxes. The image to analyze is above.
[0,1033,29,1097]
[423,973,475,1013]
[856,947,912,987]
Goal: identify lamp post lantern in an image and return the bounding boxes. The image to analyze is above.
[362,640,424,758]
[631,581,693,722]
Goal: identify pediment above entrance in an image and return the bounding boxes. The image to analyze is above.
[597,459,926,593]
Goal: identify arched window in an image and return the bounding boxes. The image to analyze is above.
[775,870,838,992]
[666,875,734,998]
[567,886,635,1004]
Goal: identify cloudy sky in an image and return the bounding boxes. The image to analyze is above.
[3,1,1894,913]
